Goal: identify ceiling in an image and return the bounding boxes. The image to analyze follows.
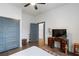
[11,3,67,16]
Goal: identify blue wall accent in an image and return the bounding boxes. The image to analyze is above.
[0,16,20,52]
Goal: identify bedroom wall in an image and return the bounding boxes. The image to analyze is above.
[35,3,79,52]
[0,3,21,20]
[21,11,35,43]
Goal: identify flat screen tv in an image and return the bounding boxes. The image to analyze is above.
[52,29,67,38]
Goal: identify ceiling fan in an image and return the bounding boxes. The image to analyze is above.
[24,3,46,10]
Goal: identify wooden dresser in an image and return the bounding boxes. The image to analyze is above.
[48,37,68,54]
[48,37,54,48]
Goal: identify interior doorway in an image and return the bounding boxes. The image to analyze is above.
[29,22,45,47]
[38,22,45,47]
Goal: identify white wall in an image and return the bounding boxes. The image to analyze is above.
[36,4,79,52]
[0,3,21,20]
[21,11,35,43]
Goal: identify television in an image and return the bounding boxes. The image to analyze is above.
[52,29,67,38]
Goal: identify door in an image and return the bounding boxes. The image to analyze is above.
[0,18,5,52]
[0,16,20,52]
[30,23,38,42]
[3,18,20,50]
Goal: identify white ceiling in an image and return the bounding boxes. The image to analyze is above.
[11,3,67,16]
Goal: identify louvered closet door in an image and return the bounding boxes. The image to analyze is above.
[0,17,20,52]
[0,18,6,52]
[3,18,20,50]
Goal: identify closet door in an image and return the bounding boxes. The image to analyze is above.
[3,18,20,50]
[0,17,20,52]
[0,18,6,52]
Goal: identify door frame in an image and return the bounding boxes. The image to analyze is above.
[37,22,45,43]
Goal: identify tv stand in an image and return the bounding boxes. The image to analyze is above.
[48,37,68,54]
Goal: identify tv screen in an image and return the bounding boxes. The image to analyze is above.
[52,29,67,37]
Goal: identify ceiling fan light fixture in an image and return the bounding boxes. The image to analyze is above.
[24,3,46,10]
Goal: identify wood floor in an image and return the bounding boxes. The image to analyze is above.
[0,40,75,56]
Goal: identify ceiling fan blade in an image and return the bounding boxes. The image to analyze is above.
[34,5,38,10]
[24,3,30,7]
[37,3,46,4]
